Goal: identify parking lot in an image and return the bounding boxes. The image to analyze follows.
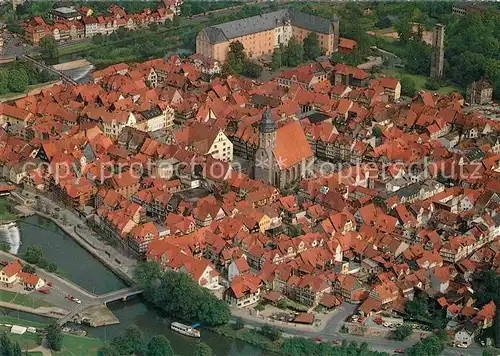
[270,311,300,323]
[348,314,432,332]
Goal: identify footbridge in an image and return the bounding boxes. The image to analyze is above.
[95,286,144,305]
[57,286,143,326]
[20,55,77,86]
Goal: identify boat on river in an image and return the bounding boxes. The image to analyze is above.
[170,322,200,338]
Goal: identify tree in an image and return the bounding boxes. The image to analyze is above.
[393,325,413,341]
[271,48,283,70]
[149,22,159,32]
[226,41,246,74]
[288,225,301,237]
[406,293,429,318]
[24,245,44,264]
[283,38,304,67]
[194,342,212,356]
[242,61,262,79]
[40,36,59,60]
[234,317,245,330]
[12,341,22,356]
[0,333,13,354]
[22,264,36,274]
[45,323,63,351]
[424,78,440,90]
[112,324,145,355]
[146,335,173,356]
[303,32,322,60]
[47,262,58,273]
[276,299,287,309]
[407,335,444,356]
[400,76,417,97]
[0,243,10,253]
[260,325,282,341]
[134,261,162,286]
[92,33,104,44]
[7,69,28,93]
[141,268,230,326]
[372,126,382,138]
[97,344,120,356]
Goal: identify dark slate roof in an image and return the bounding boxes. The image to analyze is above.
[288,10,333,34]
[201,26,228,44]
[202,9,333,44]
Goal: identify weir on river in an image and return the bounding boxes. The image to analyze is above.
[7,214,269,355]
[0,224,21,254]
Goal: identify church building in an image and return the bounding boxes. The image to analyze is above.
[253,108,314,189]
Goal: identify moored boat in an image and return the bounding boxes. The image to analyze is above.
[170,322,200,338]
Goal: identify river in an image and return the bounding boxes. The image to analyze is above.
[7,215,270,356]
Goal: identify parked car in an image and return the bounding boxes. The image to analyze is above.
[0,261,9,266]
[394,349,405,354]
[73,298,81,304]
[47,282,53,287]
[331,339,341,345]
[38,288,48,294]
[315,337,323,342]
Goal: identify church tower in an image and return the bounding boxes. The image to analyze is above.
[331,14,340,53]
[430,24,445,80]
[254,108,277,185]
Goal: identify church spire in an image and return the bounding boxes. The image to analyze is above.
[259,107,277,134]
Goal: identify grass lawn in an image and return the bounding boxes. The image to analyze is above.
[0,315,47,328]
[54,334,103,356]
[382,68,461,94]
[58,42,97,56]
[7,332,41,350]
[0,289,52,309]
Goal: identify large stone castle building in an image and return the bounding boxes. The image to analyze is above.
[253,108,314,189]
[196,9,340,62]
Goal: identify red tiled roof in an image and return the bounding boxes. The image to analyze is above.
[274,121,313,170]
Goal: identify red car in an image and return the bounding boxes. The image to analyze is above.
[0,261,8,266]
[38,289,48,294]
[47,282,53,287]
[331,339,341,345]
[394,349,405,354]
[66,295,73,300]
[315,337,323,342]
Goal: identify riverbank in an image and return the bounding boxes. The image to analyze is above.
[1,193,271,355]
[0,313,103,355]
[8,191,136,286]
[212,324,282,354]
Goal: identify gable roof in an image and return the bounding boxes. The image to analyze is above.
[203,9,333,44]
[273,121,313,170]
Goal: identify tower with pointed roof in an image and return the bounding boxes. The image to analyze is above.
[254,108,276,185]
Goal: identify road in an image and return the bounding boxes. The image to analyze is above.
[231,304,483,355]
[0,250,92,312]
[0,32,35,58]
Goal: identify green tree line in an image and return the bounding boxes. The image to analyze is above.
[135,261,230,326]
[0,61,56,95]
[97,324,213,356]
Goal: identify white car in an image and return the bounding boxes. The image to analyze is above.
[73,298,82,304]
[383,322,392,328]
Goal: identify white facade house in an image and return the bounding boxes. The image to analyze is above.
[208,130,233,162]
